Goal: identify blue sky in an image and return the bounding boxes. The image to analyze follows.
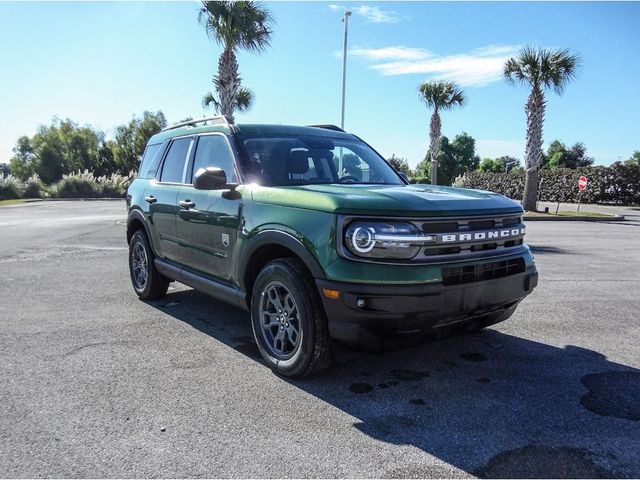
[0,1,639,168]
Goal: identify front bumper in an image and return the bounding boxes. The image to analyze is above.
[316,266,538,349]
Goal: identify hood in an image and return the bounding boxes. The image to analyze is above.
[250,183,523,217]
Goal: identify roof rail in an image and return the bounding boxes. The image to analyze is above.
[161,115,233,132]
[307,124,345,132]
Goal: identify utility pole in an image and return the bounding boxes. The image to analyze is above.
[340,10,352,130]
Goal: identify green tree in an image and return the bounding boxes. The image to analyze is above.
[0,163,10,176]
[199,1,273,122]
[624,150,640,167]
[544,140,593,169]
[478,156,521,173]
[418,80,465,185]
[478,158,504,173]
[387,154,411,176]
[9,119,107,183]
[415,132,480,186]
[113,111,167,173]
[504,46,580,210]
[9,136,37,180]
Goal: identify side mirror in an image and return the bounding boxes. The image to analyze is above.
[194,167,228,190]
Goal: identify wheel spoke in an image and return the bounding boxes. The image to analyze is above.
[262,311,279,328]
[284,293,296,315]
[274,329,286,354]
[131,242,148,290]
[285,325,298,345]
[259,281,302,359]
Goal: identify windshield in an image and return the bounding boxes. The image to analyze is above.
[241,135,403,186]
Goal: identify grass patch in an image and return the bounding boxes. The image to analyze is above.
[0,199,28,206]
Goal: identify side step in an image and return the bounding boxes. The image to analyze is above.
[155,259,248,311]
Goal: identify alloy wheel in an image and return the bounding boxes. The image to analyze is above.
[260,281,302,359]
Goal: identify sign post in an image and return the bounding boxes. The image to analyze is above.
[577,176,588,212]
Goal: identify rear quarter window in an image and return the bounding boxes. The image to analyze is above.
[138,143,163,179]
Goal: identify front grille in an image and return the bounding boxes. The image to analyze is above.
[417,214,525,261]
[442,258,526,286]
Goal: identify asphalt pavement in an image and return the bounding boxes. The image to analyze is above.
[0,200,639,478]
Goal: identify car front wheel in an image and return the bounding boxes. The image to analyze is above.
[250,258,332,378]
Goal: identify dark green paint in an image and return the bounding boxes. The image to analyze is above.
[128,123,535,291]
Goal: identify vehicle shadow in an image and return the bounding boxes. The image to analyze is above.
[528,244,574,255]
[147,288,640,478]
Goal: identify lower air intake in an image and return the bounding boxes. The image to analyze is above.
[442,258,526,286]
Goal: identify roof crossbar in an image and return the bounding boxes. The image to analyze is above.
[161,115,233,132]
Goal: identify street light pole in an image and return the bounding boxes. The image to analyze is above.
[340,10,352,130]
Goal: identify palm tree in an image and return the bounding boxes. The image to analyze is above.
[202,87,254,113]
[504,47,580,211]
[199,1,273,123]
[418,81,465,185]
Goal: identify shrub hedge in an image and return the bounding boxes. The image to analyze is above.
[455,163,640,205]
[0,174,22,200]
[0,170,134,201]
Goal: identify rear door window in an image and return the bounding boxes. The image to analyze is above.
[160,137,192,183]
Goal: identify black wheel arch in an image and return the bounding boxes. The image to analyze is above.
[126,209,157,254]
[238,230,326,304]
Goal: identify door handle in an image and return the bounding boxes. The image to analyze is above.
[179,199,196,209]
[145,195,157,204]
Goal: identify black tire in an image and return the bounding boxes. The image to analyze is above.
[250,257,332,378]
[128,230,170,300]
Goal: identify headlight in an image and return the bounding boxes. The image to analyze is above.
[344,221,435,259]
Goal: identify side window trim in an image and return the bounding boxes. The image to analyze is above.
[156,135,194,185]
[187,132,241,186]
[181,139,196,184]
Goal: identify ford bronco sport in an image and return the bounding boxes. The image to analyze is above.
[126,116,538,378]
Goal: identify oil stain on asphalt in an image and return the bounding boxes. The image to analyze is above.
[475,445,620,478]
[460,352,487,362]
[391,369,429,381]
[580,371,640,421]
[350,383,374,394]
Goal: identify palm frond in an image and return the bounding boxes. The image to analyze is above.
[234,87,254,112]
[418,80,465,112]
[202,91,220,111]
[199,1,273,52]
[202,88,254,114]
[504,46,580,94]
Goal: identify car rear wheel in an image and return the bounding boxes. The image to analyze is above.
[250,258,332,378]
[128,230,170,300]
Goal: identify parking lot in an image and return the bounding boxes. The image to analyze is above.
[1,200,639,478]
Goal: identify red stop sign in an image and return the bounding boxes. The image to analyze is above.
[578,176,588,191]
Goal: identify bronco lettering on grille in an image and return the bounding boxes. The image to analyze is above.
[441,227,525,243]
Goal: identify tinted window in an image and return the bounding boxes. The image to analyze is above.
[192,135,237,183]
[160,138,192,183]
[243,136,402,186]
[138,143,163,179]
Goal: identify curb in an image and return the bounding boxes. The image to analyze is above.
[524,214,625,222]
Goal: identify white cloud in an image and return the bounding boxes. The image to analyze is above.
[328,4,402,23]
[350,44,521,87]
[350,46,430,61]
[354,5,401,23]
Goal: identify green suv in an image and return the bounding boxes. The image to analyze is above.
[126,117,538,377]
